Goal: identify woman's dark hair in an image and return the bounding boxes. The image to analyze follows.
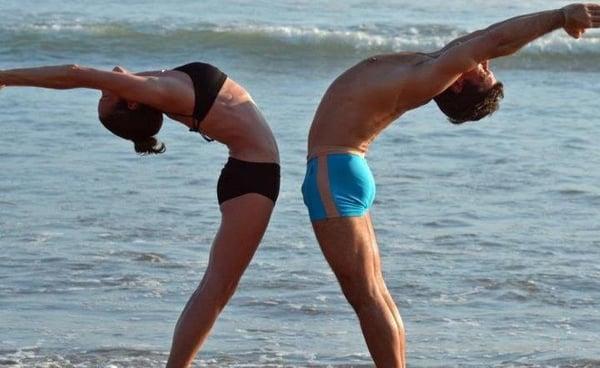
[98,100,166,154]
[434,81,504,124]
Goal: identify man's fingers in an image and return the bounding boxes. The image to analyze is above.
[568,28,584,39]
[588,7,600,16]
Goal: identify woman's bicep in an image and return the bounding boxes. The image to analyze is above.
[79,67,194,115]
[142,77,195,115]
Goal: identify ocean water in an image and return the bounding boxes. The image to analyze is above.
[1,0,599,367]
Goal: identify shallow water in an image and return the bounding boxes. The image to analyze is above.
[1,0,599,367]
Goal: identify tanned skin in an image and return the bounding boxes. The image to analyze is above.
[306,4,599,367]
[1,64,279,368]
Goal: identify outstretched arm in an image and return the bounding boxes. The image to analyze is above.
[0,65,87,89]
[0,64,193,115]
[439,3,598,56]
[434,8,567,75]
[439,9,566,54]
[399,3,600,107]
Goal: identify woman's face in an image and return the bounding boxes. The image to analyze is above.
[97,91,122,118]
[98,67,131,118]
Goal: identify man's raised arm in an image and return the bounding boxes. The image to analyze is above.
[398,3,600,108]
[437,4,600,75]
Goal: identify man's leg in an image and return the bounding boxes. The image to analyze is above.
[313,214,405,368]
[166,194,275,368]
[365,213,405,337]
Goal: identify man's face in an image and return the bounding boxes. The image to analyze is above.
[461,61,497,91]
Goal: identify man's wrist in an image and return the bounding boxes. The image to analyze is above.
[558,7,567,27]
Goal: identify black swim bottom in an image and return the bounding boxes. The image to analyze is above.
[217,157,280,205]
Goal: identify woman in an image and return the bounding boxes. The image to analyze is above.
[0,62,280,367]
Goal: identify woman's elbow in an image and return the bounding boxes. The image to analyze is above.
[65,64,83,76]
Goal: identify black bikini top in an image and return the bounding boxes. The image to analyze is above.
[173,62,228,142]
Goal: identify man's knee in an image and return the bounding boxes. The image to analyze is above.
[337,273,381,311]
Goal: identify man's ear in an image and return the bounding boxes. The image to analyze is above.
[450,77,465,93]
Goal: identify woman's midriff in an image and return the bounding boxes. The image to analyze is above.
[199,81,279,163]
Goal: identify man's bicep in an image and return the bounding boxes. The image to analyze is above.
[395,37,494,105]
[400,37,491,104]
[414,33,503,100]
[397,62,463,106]
[434,36,492,76]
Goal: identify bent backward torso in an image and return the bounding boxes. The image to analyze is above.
[303,52,431,221]
[164,67,279,163]
[307,52,431,154]
[160,63,280,206]
[200,80,279,163]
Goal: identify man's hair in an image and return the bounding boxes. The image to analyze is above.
[434,81,504,124]
[99,100,166,154]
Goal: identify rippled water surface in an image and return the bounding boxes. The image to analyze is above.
[1,0,599,367]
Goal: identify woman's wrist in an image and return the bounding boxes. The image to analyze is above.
[0,70,8,88]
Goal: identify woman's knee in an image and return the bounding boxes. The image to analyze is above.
[200,271,241,306]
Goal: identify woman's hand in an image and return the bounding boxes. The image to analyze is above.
[112,65,130,74]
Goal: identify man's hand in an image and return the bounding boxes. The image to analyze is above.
[562,3,600,38]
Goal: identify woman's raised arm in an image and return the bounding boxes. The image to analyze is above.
[0,64,193,115]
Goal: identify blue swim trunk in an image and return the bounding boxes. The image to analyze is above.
[301,151,376,221]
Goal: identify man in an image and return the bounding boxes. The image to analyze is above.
[301,4,599,367]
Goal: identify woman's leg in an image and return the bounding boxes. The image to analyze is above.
[166,194,275,368]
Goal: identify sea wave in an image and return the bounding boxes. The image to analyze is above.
[1,20,600,70]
